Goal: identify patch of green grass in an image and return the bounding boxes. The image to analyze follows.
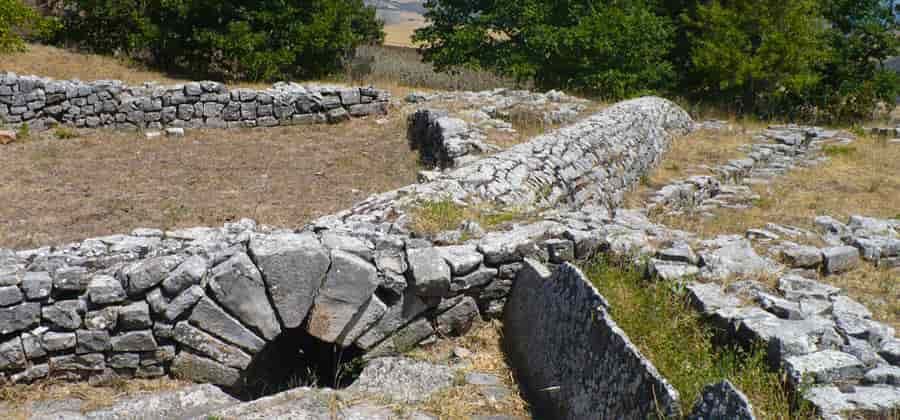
[53,126,79,140]
[823,144,857,157]
[407,199,527,238]
[583,257,814,419]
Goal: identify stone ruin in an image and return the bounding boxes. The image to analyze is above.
[0,72,389,131]
[1,81,899,419]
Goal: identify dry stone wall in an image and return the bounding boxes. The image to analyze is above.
[0,72,389,131]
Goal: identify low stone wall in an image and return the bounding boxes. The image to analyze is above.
[0,98,693,401]
[503,260,681,419]
[0,72,389,131]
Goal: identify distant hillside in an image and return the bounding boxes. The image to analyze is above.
[365,0,426,47]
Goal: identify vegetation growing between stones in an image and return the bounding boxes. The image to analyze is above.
[584,256,815,418]
[406,199,529,239]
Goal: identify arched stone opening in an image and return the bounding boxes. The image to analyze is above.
[235,327,364,401]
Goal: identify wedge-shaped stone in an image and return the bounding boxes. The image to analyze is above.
[163,285,204,321]
[120,255,182,295]
[407,247,451,297]
[364,318,434,359]
[171,351,241,387]
[355,288,435,349]
[189,297,265,354]
[336,295,386,347]
[307,250,378,343]
[110,330,157,352]
[172,321,252,369]
[688,380,754,420]
[208,253,281,340]
[161,255,207,295]
[249,233,330,329]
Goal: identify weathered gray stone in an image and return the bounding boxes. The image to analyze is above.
[688,380,755,420]
[108,353,140,369]
[163,285,204,321]
[504,260,680,419]
[0,286,23,307]
[436,296,479,336]
[76,329,110,354]
[349,357,453,403]
[21,271,52,300]
[864,365,900,385]
[87,275,126,305]
[649,260,700,281]
[82,384,239,420]
[172,321,251,369]
[53,266,90,292]
[698,236,777,280]
[50,353,105,371]
[249,232,330,329]
[805,384,900,418]
[365,318,435,358]
[657,243,699,265]
[121,255,182,295]
[355,288,435,349]
[438,245,482,276]
[84,307,118,331]
[200,386,336,419]
[171,351,240,387]
[118,301,151,330]
[0,337,25,371]
[449,267,498,293]
[686,282,741,316]
[544,238,575,263]
[21,327,47,359]
[784,350,865,385]
[336,295,387,347]
[42,331,76,351]
[777,275,840,300]
[188,297,265,354]
[110,330,157,352]
[822,246,860,274]
[407,248,452,297]
[11,363,49,383]
[880,339,900,365]
[307,250,378,343]
[781,245,823,268]
[208,252,281,340]
[42,300,83,330]
[161,255,206,295]
[321,233,374,261]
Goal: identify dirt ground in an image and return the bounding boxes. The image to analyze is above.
[0,116,418,249]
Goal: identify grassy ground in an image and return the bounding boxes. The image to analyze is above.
[403,321,530,419]
[0,377,189,419]
[0,116,418,249]
[584,257,813,419]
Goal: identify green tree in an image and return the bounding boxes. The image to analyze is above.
[815,0,899,122]
[0,0,50,53]
[684,0,826,117]
[58,0,384,81]
[414,0,675,99]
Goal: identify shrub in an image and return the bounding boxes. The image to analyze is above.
[57,0,384,81]
[0,0,52,53]
[683,0,826,117]
[414,0,674,99]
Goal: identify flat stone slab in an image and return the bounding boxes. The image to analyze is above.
[83,384,239,419]
[784,350,865,386]
[348,357,454,404]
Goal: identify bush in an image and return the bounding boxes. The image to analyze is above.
[0,0,52,53]
[414,0,675,99]
[683,0,826,117]
[57,0,384,81]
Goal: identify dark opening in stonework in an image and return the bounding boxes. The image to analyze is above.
[236,327,365,400]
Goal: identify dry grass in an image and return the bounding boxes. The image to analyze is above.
[0,377,189,419]
[1,44,193,85]
[624,122,762,208]
[658,134,900,237]
[383,17,425,48]
[403,321,530,419]
[646,130,900,329]
[406,200,533,239]
[0,115,419,249]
